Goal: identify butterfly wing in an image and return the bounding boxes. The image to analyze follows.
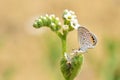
[78,27,97,52]
[89,32,97,47]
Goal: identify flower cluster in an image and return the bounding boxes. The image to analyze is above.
[63,10,80,30]
[33,10,80,32]
[33,10,83,80]
[33,14,61,31]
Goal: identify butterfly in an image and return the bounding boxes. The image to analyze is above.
[73,26,97,53]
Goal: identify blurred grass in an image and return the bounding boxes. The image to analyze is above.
[42,32,64,80]
[101,38,120,80]
[2,67,15,80]
[0,36,5,49]
[32,29,64,80]
[83,38,120,80]
[44,34,62,68]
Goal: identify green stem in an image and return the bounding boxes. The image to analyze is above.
[61,31,67,56]
[56,31,67,56]
[62,36,66,55]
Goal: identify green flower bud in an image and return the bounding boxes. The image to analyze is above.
[40,16,47,26]
[33,18,44,28]
[38,19,43,26]
[33,21,37,28]
[50,23,59,31]
[33,21,40,28]
[33,14,61,32]
[45,15,51,26]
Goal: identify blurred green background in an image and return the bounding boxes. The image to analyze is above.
[0,0,120,80]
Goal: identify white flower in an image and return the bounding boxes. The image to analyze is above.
[63,10,76,20]
[43,16,47,20]
[45,14,49,17]
[58,22,61,26]
[38,19,42,22]
[51,22,55,26]
[63,25,69,30]
[70,19,80,29]
[63,9,81,30]
[58,22,61,25]
[64,9,69,13]
[63,12,72,20]
[56,17,60,21]
[69,10,75,15]
[50,14,55,19]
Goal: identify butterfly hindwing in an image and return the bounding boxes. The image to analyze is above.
[90,33,97,46]
[77,27,97,52]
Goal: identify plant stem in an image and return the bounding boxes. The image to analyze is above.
[62,37,66,55]
[56,31,67,56]
[61,31,67,56]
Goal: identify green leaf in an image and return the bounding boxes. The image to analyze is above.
[60,54,83,80]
